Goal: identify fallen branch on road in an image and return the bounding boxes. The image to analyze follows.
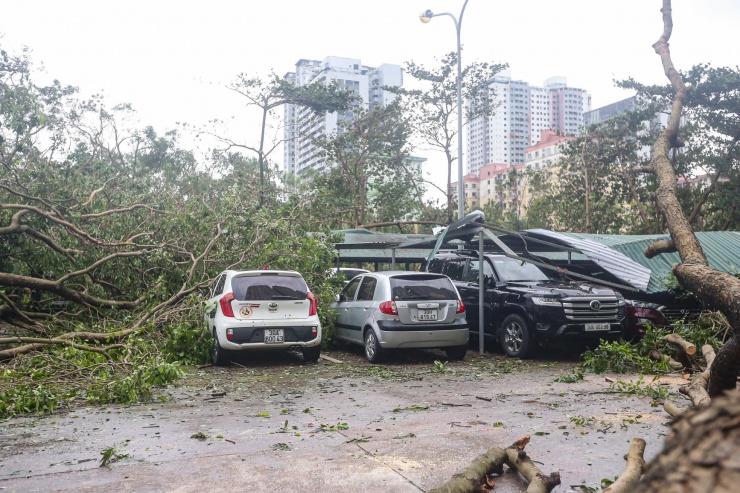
[429,435,560,493]
[603,438,646,493]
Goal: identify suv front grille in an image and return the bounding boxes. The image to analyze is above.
[561,297,620,322]
[661,307,702,322]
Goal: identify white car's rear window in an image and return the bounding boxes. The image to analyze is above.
[232,274,308,301]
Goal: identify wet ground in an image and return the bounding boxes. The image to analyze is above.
[0,346,685,492]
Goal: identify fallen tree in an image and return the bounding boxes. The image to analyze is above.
[642,0,740,400]
[428,435,560,493]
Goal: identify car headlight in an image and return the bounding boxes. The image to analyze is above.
[531,296,562,306]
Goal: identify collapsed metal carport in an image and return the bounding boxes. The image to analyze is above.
[333,212,649,354]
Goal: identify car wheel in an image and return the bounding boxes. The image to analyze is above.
[302,345,321,363]
[445,345,467,361]
[364,329,384,363]
[500,314,532,358]
[212,330,231,366]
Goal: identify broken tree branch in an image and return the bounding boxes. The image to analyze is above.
[661,333,696,356]
[429,435,560,493]
[678,344,716,407]
[649,351,683,371]
[663,400,688,417]
[602,438,646,493]
[644,238,675,258]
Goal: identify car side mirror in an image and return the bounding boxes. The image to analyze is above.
[335,294,342,302]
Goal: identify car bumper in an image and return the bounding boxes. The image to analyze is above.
[217,324,322,351]
[375,320,468,349]
[377,328,469,349]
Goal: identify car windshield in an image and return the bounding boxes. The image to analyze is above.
[491,257,549,282]
[390,275,457,301]
[231,274,308,301]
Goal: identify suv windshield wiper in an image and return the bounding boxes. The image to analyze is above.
[270,295,301,300]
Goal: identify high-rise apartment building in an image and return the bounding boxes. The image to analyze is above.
[466,71,591,175]
[583,96,637,126]
[283,57,402,178]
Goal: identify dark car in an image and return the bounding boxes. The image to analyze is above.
[624,299,672,339]
[425,250,626,358]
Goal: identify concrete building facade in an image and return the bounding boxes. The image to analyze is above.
[453,162,526,213]
[283,57,402,179]
[466,71,590,175]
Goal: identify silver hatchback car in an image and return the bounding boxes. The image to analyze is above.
[330,272,468,362]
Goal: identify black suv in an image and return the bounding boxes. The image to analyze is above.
[425,251,626,358]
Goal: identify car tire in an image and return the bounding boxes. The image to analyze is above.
[364,329,384,363]
[445,345,467,361]
[302,345,321,363]
[500,314,532,358]
[212,330,231,366]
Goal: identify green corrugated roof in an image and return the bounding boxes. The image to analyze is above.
[559,232,740,293]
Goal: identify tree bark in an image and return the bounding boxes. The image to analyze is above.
[634,390,740,492]
[650,351,684,371]
[663,401,688,417]
[603,438,646,493]
[647,0,740,398]
[679,344,717,407]
[429,436,560,493]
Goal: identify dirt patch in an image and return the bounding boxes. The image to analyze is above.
[0,348,683,492]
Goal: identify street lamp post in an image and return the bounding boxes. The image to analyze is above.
[420,0,470,221]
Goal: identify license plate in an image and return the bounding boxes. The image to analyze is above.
[264,328,284,343]
[585,323,609,331]
[418,309,438,321]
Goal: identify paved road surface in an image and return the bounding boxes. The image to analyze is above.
[0,349,678,492]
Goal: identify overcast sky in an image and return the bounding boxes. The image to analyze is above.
[2,0,738,201]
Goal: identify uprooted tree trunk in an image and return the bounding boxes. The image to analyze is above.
[632,2,739,489]
[429,436,560,493]
[644,0,740,399]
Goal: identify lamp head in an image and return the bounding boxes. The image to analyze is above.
[419,9,433,23]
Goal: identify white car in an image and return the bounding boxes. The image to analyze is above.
[204,269,322,365]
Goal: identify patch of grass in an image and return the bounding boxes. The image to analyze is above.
[319,422,349,432]
[620,415,643,429]
[99,445,129,467]
[392,404,430,413]
[609,376,673,400]
[366,366,401,381]
[581,339,655,374]
[553,368,585,383]
[431,360,450,374]
[568,415,597,427]
[346,436,371,443]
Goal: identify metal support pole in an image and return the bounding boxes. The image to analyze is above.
[478,233,485,354]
